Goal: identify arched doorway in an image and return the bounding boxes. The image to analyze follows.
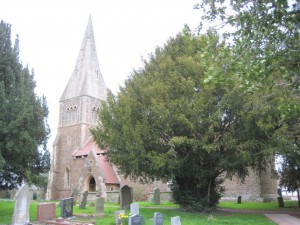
[88,176,96,192]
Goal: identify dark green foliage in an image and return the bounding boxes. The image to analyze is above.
[275,119,300,207]
[198,0,300,112]
[198,0,300,208]
[92,30,282,211]
[0,20,50,189]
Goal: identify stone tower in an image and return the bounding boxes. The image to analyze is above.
[46,16,109,200]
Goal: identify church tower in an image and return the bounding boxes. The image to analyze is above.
[47,16,109,200]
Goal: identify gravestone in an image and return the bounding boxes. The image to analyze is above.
[237,196,242,204]
[153,188,161,204]
[95,197,105,215]
[11,185,30,225]
[60,197,73,218]
[130,203,140,215]
[71,187,79,205]
[37,203,56,221]
[79,190,89,209]
[154,212,163,225]
[120,185,132,210]
[114,210,125,225]
[171,216,181,225]
[129,214,143,225]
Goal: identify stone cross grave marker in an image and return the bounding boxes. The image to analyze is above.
[171,216,181,225]
[154,212,163,225]
[114,210,125,225]
[130,203,140,215]
[37,203,56,221]
[11,185,30,225]
[153,188,161,204]
[79,190,89,209]
[120,185,132,210]
[129,214,143,225]
[95,197,105,215]
[60,197,73,218]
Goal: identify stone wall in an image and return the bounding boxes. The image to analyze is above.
[106,191,119,203]
[148,191,173,202]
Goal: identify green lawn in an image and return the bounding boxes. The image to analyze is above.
[218,200,299,210]
[2,199,298,225]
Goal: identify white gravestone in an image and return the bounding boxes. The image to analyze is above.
[130,203,140,215]
[171,216,181,225]
[11,185,30,225]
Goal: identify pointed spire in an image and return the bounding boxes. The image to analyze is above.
[60,16,107,101]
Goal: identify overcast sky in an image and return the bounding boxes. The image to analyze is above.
[1,0,202,150]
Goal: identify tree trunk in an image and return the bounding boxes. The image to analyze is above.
[207,158,212,205]
[207,175,212,205]
[297,188,300,208]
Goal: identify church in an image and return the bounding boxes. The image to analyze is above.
[46,17,277,201]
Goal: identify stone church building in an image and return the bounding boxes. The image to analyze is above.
[46,17,277,201]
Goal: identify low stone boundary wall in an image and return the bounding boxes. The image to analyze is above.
[106,191,119,203]
[148,191,172,202]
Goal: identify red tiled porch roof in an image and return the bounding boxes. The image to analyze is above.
[72,138,120,185]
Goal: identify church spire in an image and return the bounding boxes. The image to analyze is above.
[60,16,107,101]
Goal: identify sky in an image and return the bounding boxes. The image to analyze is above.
[0,0,202,150]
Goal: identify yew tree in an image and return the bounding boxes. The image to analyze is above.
[0,20,50,189]
[92,30,282,210]
[198,0,300,201]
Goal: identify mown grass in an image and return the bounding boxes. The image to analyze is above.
[218,200,299,210]
[2,199,297,225]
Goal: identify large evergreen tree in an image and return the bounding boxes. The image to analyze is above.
[92,30,282,210]
[0,20,50,189]
[198,0,300,205]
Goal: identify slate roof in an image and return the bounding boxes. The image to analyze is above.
[60,16,107,101]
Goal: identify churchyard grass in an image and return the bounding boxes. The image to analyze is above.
[0,199,290,225]
[218,200,299,210]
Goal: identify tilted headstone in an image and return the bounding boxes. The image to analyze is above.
[120,185,132,210]
[153,188,161,204]
[37,203,56,221]
[129,214,143,225]
[154,212,163,225]
[11,185,30,225]
[114,210,125,225]
[171,216,181,225]
[130,203,140,215]
[95,197,105,215]
[79,190,89,209]
[60,197,73,218]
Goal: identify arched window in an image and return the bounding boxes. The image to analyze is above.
[89,177,96,192]
[65,167,71,187]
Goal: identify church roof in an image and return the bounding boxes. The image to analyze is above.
[97,154,120,184]
[72,138,104,157]
[60,16,107,101]
[72,138,120,185]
